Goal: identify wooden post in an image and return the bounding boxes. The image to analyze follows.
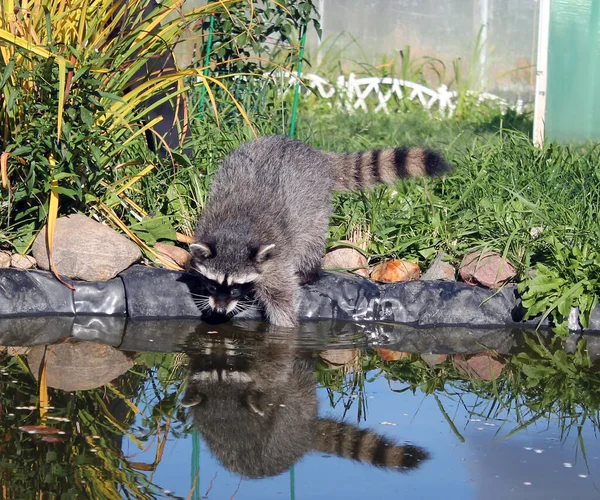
[533,0,551,147]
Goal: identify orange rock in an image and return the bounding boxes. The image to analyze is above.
[154,242,191,269]
[370,260,420,283]
[376,348,412,361]
[452,352,506,381]
[19,425,62,435]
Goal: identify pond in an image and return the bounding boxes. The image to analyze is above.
[1,319,600,499]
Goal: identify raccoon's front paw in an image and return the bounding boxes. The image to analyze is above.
[266,307,297,329]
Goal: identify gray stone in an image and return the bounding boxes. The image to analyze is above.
[589,305,600,333]
[27,341,134,391]
[421,253,456,282]
[0,251,11,268]
[321,245,369,278]
[320,348,359,367]
[420,353,448,367]
[32,214,142,281]
[10,254,36,270]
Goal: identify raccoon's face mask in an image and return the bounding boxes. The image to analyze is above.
[189,242,274,316]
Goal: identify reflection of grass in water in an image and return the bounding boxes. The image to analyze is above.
[315,352,377,422]
[0,351,186,499]
[3,334,599,496]
[465,335,600,445]
[315,334,600,454]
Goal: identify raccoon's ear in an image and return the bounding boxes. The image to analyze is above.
[181,387,205,408]
[253,243,275,264]
[190,242,214,260]
[242,391,265,417]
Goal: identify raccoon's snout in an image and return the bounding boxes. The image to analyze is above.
[209,296,237,315]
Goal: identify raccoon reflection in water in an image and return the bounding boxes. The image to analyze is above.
[181,331,430,479]
[190,135,450,328]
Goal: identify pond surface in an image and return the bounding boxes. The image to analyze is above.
[1,319,600,499]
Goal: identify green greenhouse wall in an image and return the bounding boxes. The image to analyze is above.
[546,0,600,142]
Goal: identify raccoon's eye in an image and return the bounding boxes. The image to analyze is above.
[205,283,217,294]
[230,287,242,298]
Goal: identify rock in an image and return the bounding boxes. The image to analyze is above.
[154,242,190,269]
[32,214,142,281]
[320,349,359,368]
[452,352,506,381]
[10,254,36,270]
[27,342,134,391]
[530,226,544,239]
[375,348,412,361]
[421,253,456,282]
[371,259,420,283]
[459,251,517,288]
[0,251,11,268]
[321,245,369,278]
[420,353,448,367]
[0,346,31,356]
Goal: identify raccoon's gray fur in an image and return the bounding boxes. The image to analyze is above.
[190,135,450,327]
[182,332,430,478]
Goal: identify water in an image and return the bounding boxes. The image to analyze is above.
[1,319,600,499]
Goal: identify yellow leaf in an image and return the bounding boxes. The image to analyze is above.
[38,344,60,419]
[1,152,9,189]
[57,57,66,139]
[133,0,185,45]
[48,156,74,289]
[121,116,163,146]
[113,163,155,196]
[38,351,49,419]
[0,28,60,60]
[202,74,257,137]
[106,384,141,414]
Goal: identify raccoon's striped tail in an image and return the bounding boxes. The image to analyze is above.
[328,147,451,191]
[315,419,430,471]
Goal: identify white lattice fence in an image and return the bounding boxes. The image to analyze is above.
[279,72,524,116]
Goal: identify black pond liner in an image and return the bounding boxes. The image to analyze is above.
[0,265,599,345]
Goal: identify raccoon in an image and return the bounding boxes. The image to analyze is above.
[190,135,450,327]
[182,331,430,478]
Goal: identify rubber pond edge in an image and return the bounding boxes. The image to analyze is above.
[0,265,598,333]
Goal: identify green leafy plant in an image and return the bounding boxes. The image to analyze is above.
[200,0,321,75]
[518,238,600,336]
[0,0,281,264]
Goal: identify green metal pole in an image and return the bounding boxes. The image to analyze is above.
[289,24,308,139]
[198,14,215,118]
[290,464,296,500]
[191,430,201,500]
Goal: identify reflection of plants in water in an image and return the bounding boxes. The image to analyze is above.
[465,335,600,443]
[315,351,378,421]
[358,334,600,447]
[0,351,187,499]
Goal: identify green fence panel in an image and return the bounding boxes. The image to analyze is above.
[546,0,600,142]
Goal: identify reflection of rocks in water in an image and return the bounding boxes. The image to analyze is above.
[26,341,134,391]
[182,329,429,478]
